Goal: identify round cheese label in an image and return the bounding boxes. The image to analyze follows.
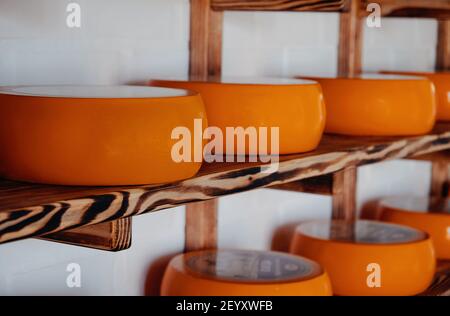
[298,220,426,244]
[185,250,320,283]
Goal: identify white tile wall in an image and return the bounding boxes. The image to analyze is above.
[0,0,190,85]
[362,17,438,72]
[0,1,439,295]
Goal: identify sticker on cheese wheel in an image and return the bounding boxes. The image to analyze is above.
[379,196,450,259]
[149,77,326,155]
[0,85,206,186]
[300,74,436,136]
[161,249,332,296]
[290,220,435,296]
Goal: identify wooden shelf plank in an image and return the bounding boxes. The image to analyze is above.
[361,0,450,18]
[210,0,346,12]
[2,123,450,246]
[41,218,132,251]
[269,175,333,195]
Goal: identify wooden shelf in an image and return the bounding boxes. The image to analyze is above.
[210,0,347,12]
[1,122,450,246]
[361,0,450,19]
[209,0,450,19]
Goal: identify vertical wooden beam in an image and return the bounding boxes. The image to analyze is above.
[332,167,357,221]
[189,0,223,79]
[430,160,449,197]
[333,0,362,220]
[338,0,363,77]
[185,200,218,251]
[186,0,222,251]
[436,20,450,71]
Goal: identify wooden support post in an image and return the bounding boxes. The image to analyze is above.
[332,0,362,219]
[185,200,218,251]
[189,0,223,79]
[332,167,357,221]
[338,0,363,77]
[436,20,450,71]
[41,218,132,251]
[430,161,450,197]
[185,0,222,251]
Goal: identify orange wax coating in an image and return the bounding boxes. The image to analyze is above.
[161,249,333,296]
[0,85,207,186]
[379,196,450,260]
[290,220,436,296]
[150,77,326,155]
[382,71,450,121]
[306,75,436,136]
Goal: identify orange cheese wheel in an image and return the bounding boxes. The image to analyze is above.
[379,196,450,260]
[290,220,435,296]
[150,77,326,155]
[0,86,206,185]
[381,71,450,121]
[161,249,332,296]
[306,75,436,136]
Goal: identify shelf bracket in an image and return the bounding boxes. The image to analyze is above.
[40,218,132,252]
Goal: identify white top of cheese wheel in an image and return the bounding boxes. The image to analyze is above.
[151,76,317,85]
[297,220,427,244]
[0,85,193,99]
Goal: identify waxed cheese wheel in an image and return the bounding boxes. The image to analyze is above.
[0,85,206,185]
[161,249,332,296]
[290,220,435,296]
[306,74,436,136]
[382,71,450,121]
[150,77,326,155]
[379,196,450,259]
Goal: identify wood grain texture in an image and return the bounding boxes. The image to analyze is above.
[338,0,363,77]
[189,0,223,79]
[185,199,218,251]
[3,123,450,245]
[422,260,450,296]
[211,0,346,12]
[42,218,132,251]
[332,167,357,220]
[361,0,450,18]
[187,0,221,251]
[437,20,450,71]
[269,175,332,195]
[430,161,450,197]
